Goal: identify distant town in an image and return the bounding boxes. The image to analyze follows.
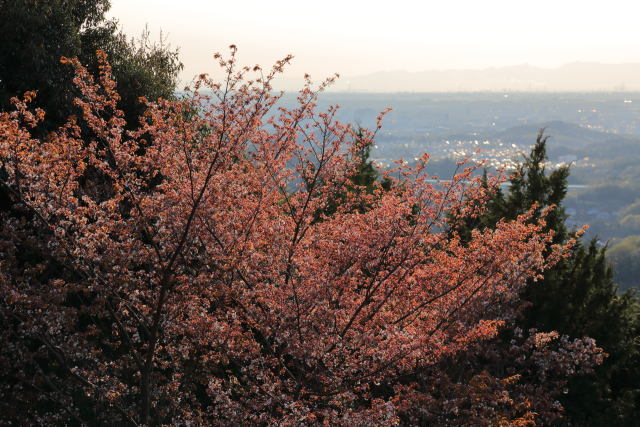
[279,91,640,288]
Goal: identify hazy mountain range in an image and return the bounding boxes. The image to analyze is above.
[279,63,640,92]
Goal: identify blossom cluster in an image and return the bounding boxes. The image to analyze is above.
[0,49,602,425]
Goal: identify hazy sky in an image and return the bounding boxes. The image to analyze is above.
[109,0,640,87]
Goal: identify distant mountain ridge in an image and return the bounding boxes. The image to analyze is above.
[314,63,640,92]
[490,120,633,148]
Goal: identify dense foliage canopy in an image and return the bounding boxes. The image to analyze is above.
[0,0,182,131]
[454,134,640,425]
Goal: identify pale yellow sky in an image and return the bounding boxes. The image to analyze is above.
[109,0,640,88]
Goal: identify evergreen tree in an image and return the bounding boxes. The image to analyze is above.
[455,131,640,425]
[0,0,182,131]
[349,127,388,191]
[0,0,182,215]
[315,126,391,219]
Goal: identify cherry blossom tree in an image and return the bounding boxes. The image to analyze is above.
[0,48,603,425]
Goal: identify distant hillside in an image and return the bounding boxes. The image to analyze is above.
[315,63,640,92]
[490,121,634,149]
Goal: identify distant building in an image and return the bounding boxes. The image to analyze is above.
[559,155,577,164]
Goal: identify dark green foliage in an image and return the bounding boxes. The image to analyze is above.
[450,170,506,243]
[81,26,183,129]
[0,0,105,127]
[0,7,182,421]
[317,127,391,219]
[0,0,182,219]
[456,130,640,425]
[0,0,182,130]
[492,132,570,244]
[349,127,391,192]
[608,235,640,290]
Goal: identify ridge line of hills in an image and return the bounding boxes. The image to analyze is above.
[278,63,640,92]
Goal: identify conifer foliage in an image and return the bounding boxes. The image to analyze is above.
[0,51,604,425]
[456,132,640,425]
[0,0,182,131]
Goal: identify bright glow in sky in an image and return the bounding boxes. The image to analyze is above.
[109,0,640,86]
